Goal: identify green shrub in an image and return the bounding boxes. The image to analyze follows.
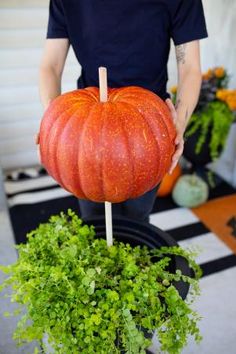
[0,210,202,354]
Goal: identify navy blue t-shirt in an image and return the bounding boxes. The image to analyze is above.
[47,0,208,99]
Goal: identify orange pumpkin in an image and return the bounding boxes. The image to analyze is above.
[39,86,176,203]
[157,164,182,197]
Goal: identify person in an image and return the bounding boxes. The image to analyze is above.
[38,0,208,222]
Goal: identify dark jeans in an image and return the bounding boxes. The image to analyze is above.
[78,185,159,223]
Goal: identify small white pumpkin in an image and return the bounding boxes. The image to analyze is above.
[172,174,209,208]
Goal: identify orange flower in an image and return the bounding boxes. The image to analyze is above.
[216,89,227,100]
[202,73,209,81]
[214,67,225,78]
[217,89,236,111]
[226,90,236,110]
[227,97,236,110]
[202,69,213,81]
[171,86,177,94]
[207,69,213,77]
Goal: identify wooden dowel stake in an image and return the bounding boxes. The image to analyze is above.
[98,67,113,247]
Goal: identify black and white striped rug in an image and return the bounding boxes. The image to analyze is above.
[4,167,236,278]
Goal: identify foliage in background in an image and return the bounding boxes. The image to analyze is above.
[185,101,234,161]
[0,210,202,354]
[171,67,236,161]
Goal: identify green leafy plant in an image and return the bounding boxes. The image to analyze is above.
[185,101,234,161]
[171,67,236,162]
[0,210,202,354]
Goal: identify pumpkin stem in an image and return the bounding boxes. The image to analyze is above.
[191,174,198,186]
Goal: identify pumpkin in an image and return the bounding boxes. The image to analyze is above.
[39,86,176,203]
[157,164,182,197]
[172,174,209,208]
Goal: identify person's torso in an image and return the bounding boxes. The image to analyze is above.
[62,0,171,98]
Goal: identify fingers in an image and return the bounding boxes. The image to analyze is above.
[34,133,41,163]
[35,133,40,145]
[165,98,175,111]
[175,130,183,145]
[165,98,177,123]
[165,98,185,174]
[168,139,184,175]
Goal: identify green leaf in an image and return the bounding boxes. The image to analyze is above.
[82,276,91,286]
[87,280,95,295]
[86,268,96,277]
[3,311,11,317]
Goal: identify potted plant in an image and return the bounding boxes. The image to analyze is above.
[1,210,202,354]
[171,67,236,166]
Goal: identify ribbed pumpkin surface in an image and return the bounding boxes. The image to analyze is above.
[39,86,176,202]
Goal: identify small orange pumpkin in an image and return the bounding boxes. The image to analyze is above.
[157,164,182,197]
[39,86,176,203]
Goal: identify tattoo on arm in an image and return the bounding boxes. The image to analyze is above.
[176,44,187,64]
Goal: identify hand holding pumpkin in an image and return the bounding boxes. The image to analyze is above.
[35,133,41,163]
[35,133,40,145]
[165,98,185,175]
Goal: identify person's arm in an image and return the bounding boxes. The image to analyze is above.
[35,38,69,147]
[39,38,70,110]
[166,40,202,174]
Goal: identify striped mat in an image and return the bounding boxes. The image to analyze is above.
[4,168,236,279]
